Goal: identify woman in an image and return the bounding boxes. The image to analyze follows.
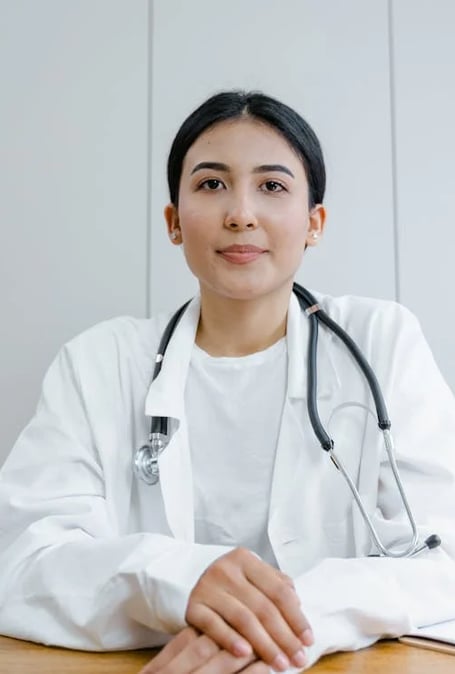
[1,91,455,673]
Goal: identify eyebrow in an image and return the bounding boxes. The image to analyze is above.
[190,161,295,178]
[254,164,295,178]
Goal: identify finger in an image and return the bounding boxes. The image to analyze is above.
[244,561,312,645]
[187,549,311,669]
[139,628,198,673]
[228,550,311,645]
[210,591,306,671]
[190,592,296,671]
[240,662,272,674]
[196,649,255,674]
[156,634,220,674]
[243,591,308,669]
[187,603,253,658]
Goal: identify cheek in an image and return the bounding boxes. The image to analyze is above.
[177,201,216,238]
[178,212,208,248]
[176,206,217,272]
[271,208,309,251]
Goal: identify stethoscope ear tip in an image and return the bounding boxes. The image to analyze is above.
[368,533,442,558]
[425,534,442,550]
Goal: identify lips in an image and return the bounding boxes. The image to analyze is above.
[219,245,265,253]
[217,244,267,265]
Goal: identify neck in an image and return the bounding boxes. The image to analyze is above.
[196,283,293,357]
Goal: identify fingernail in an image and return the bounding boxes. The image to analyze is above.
[292,648,307,667]
[272,653,290,672]
[232,639,252,657]
[300,627,314,646]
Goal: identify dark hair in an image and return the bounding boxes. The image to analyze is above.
[167,90,326,208]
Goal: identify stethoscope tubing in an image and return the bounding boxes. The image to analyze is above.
[150,300,191,438]
[293,283,421,557]
[138,284,439,558]
[292,283,391,440]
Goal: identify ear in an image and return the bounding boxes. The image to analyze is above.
[164,203,182,245]
[305,204,326,247]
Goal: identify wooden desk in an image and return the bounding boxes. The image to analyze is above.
[0,636,454,673]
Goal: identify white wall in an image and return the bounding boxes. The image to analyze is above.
[392,0,455,386]
[1,0,454,465]
[0,1,149,462]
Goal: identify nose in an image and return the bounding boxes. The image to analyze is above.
[223,194,258,231]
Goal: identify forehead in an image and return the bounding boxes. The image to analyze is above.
[182,118,305,175]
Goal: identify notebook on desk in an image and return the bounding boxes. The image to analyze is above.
[399,619,455,655]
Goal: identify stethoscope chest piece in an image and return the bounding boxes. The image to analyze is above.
[133,433,168,485]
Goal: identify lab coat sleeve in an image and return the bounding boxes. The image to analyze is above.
[0,344,232,650]
[292,303,455,670]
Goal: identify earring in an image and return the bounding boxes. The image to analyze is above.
[311,232,319,240]
[170,231,179,241]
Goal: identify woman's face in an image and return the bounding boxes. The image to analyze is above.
[165,118,325,302]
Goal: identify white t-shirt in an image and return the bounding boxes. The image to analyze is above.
[185,338,288,566]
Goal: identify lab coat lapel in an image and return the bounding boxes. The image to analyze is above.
[144,297,200,542]
[269,293,341,572]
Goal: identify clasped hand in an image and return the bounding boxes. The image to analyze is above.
[140,548,313,673]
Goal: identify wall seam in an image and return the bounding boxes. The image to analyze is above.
[387,0,400,303]
[145,0,153,318]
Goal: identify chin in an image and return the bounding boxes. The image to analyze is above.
[203,278,290,303]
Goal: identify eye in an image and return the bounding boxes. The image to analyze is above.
[261,180,286,193]
[198,178,224,191]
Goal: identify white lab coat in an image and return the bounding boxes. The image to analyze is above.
[1,291,455,669]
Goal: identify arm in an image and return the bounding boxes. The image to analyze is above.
[0,340,310,668]
[0,345,231,650]
[293,304,455,668]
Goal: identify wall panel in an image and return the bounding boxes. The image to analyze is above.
[0,1,149,463]
[392,0,455,388]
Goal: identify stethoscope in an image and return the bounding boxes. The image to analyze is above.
[134,283,441,559]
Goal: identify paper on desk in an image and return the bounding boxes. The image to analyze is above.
[399,619,455,654]
[404,618,455,644]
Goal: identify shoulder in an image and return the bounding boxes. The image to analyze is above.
[304,290,427,369]
[63,314,167,354]
[313,291,420,339]
[303,291,434,389]
[54,311,178,386]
